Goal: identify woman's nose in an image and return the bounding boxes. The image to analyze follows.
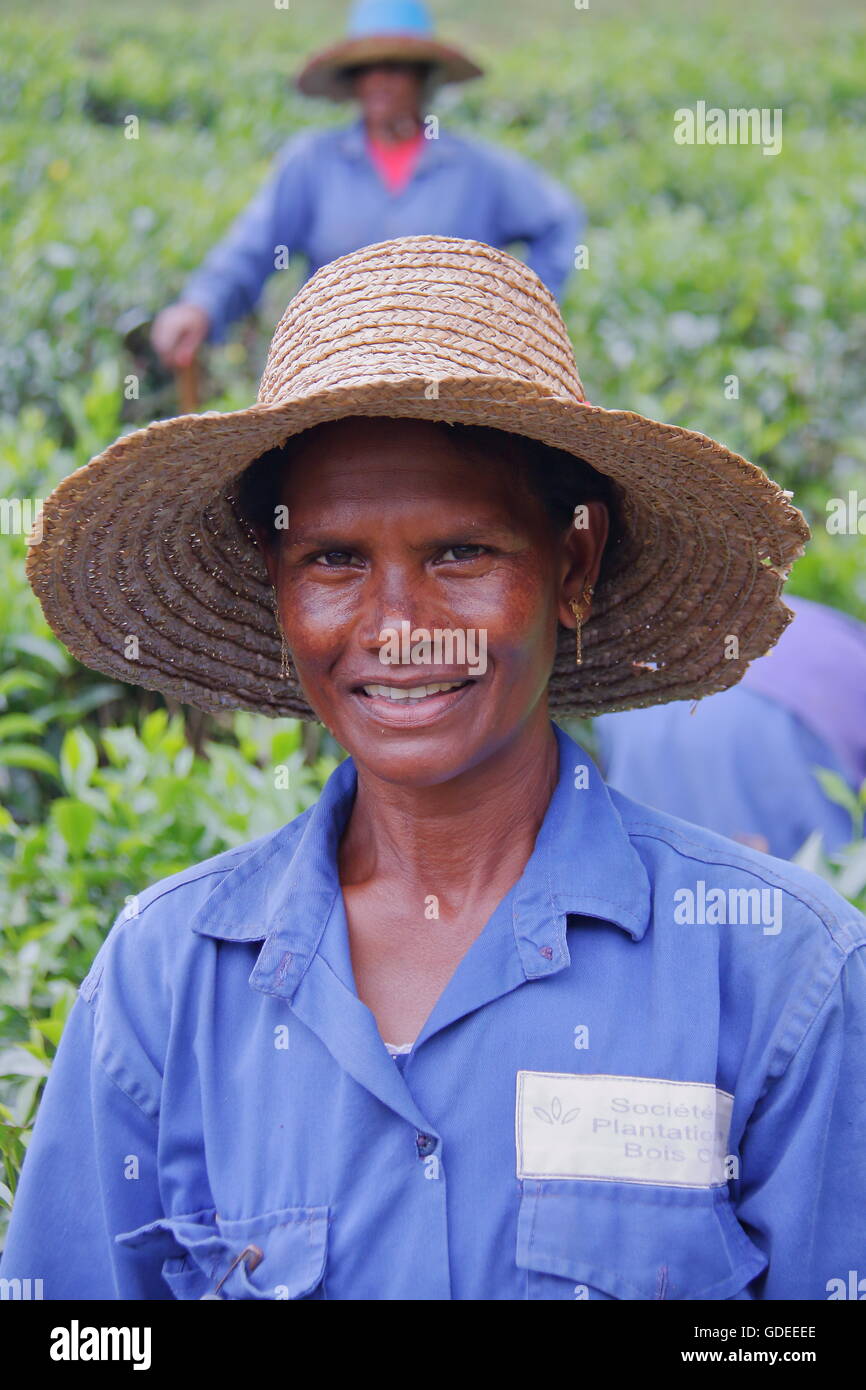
[355,566,451,652]
[365,614,413,657]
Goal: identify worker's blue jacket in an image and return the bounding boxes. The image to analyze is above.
[177,119,583,339]
[3,722,865,1300]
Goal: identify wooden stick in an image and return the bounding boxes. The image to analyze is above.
[175,357,200,413]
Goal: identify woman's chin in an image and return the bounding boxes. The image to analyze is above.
[328,683,491,782]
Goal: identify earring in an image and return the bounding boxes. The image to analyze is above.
[568,598,583,666]
[272,592,290,679]
[279,629,291,680]
[568,581,595,667]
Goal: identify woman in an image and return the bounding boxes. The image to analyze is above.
[152,0,581,371]
[5,236,865,1301]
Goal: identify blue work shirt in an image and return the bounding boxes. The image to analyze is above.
[3,720,865,1300]
[176,119,583,342]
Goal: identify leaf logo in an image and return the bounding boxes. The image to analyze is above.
[533,1095,580,1125]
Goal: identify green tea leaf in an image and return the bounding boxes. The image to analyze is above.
[60,727,98,794]
[0,743,59,776]
[51,797,97,855]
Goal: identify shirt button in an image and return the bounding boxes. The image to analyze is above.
[415,1132,437,1158]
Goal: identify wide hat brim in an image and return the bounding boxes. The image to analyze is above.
[295,34,483,101]
[26,394,809,726]
[26,234,810,724]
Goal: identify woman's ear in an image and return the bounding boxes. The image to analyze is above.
[252,524,279,589]
[557,500,609,629]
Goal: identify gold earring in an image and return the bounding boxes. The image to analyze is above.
[568,598,584,666]
[272,593,290,679]
[569,581,595,667]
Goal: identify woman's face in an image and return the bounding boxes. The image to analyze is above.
[259,417,608,787]
[353,62,424,126]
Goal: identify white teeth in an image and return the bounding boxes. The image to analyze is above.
[362,681,467,701]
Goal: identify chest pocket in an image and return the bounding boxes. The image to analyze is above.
[116,1205,329,1300]
[516,1180,768,1300]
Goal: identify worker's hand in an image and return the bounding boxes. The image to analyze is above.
[151,303,210,370]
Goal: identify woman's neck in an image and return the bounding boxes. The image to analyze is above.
[363,112,423,145]
[338,711,560,911]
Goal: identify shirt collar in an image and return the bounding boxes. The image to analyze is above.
[190,721,651,992]
[512,721,652,970]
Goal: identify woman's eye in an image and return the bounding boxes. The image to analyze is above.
[312,550,355,567]
[440,544,488,562]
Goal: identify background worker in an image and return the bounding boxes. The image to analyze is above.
[152,0,583,372]
[595,595,866,860]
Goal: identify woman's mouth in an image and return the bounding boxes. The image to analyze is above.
[351,677,477,726]
[361,680,471,701]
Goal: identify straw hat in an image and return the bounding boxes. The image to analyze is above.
[296,0,483,103]
[26,235,809,723]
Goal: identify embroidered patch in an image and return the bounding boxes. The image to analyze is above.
[516,1072,734,1188]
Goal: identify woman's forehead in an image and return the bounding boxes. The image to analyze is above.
[280,416,532,504]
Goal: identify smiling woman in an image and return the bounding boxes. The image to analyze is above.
[234,411,614,1045]
[233,416,618,756]
[5,235,866,1302]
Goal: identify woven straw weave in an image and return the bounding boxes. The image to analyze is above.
[26,235,809,722]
